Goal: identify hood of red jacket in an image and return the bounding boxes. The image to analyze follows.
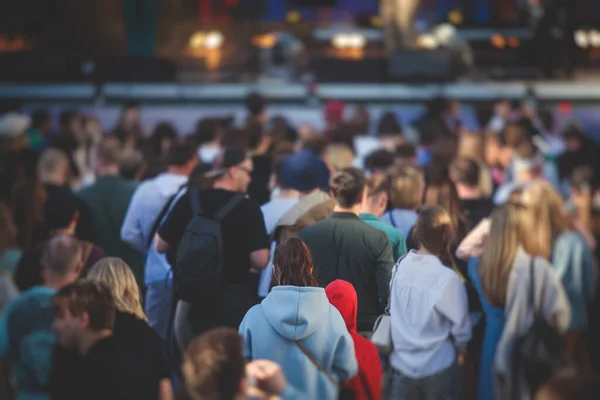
[325,279,357,333]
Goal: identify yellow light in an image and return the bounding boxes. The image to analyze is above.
[252,34,277,49]
[491,34,505,49]
[332,33,366,49]
[189,31,223,50]
[370,15,382,28]
[286,11,301,24]
[448,10,463,25]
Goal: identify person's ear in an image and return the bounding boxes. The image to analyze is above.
[74,261,83,278]
[357,192,364,205]
[79,311,90,330]
[379,193,388,209]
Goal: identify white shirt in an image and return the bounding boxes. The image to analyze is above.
[390,251,471,378]
[121,172,188,284]
[258,197,298,297]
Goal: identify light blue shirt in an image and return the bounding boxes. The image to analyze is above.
[390,251,471,378]
[381,209,418,239]
[121,173,188,284]
[0,286,57,400]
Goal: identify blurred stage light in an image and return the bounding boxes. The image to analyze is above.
[574,30,600,49]
[575,30,589,48]
[252,33,277,49]
[448,10,463,25]
[370,16,382,28]
[417,34,439,50]
[286,11,301,23]
[189,31,224,50]
[507,37,520,48]
[491,34,505,49]
[332,33,366,49]
[589,30,600,48]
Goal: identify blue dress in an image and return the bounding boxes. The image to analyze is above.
[468,259,506,400]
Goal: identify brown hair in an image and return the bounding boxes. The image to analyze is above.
[414,206,457,272]
[182,328,245,400]
[389,166,422,210]
[96,138,122,166]
[11,178,48,249]
[330,167,365,209]
[273,238,318,287]
[423,178,469,241]
[52,280,116,331]
[0,202,17,256]
[365,174,390,199]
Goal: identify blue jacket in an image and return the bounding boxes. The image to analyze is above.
[552,231,596,331]
[239,286,358,399]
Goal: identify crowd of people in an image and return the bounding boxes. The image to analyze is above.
[0,93,600,400]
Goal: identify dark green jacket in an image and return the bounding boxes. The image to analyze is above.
[298,212,394,331]
[78,176,142,282]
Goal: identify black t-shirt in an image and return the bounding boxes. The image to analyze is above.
[78,335,160,400]
[158,188,269,285]
[44,183,97,243]
[461,198,493,230]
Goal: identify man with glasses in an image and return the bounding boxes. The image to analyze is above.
[156,148,270,342]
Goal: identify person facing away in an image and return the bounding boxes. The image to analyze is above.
[360,174,407,261]
[78,138,142,282]
[0,235,82,400]
[121,140,198,339]
[239,238,358,400]
[325,280,383,400]
[450,157,493,229]
[156,147,270,350]
[380,165,424,238]
[468,202,571,400]
[182,328,303,400]
[15,186,105,291]
[387,206,471,400]
[298,167,394,332]
[51,280,164,400]
[51,258,172,400]
[37,148,96,243]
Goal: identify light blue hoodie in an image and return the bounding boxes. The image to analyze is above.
[239,286,358,400]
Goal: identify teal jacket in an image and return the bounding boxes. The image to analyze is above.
[360,213,407,261]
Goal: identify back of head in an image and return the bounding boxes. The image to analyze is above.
[414,206,455,266]
[377,111,402,136]
[364,149,394,173]
[325,279,357,332]
[31,110,51,130]
[44,189,78,231]
[330,167,365,208]
[325,143,354,172]
[87,258,146,321]
[37,148,69,182]
[389,166,422,210]
[457,132,484,162]
[167,140,197,167]
[423,178,464,235]
[119,149,145,180]
[52,280,116,332]
[97,138,122,167]
[450,158,480,188]
[41,235,82,278]
[365,174,390,200]
[274,238,318,287]
[245,92,267,118]
[183,327,245,400]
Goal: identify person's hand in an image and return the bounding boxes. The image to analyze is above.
[246,360,287,397]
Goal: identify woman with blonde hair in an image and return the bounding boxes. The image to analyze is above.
[387,206,471,400]
[87,257,173,400]
[519,181,595,369]
[468,202,571,400]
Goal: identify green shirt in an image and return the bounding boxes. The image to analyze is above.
[78,176,142,282]
[359,213,407,261]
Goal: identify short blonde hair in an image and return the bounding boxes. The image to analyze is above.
[37,148,69,180]
[389,166,422,210]
[87,257,147,321]
[325,144,354,172]
[457,133,484,162]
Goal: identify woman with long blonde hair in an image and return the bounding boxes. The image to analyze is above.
[468,202,570,400]
[87,258,173,400]
[519,181,595,369]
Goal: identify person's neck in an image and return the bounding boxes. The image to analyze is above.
[417,246,434,256]
[40,174,66,187]
[96,165,119,177]
[276,188,299,199]
[54,226,76,236]
[333,204,360,215]
[359,204,381,218]
[78,330,113,356]
[213,180,240,193]
[456,183,481,200]
[43,275,76,291]
[167,166,190,176]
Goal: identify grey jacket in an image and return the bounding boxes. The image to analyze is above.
[494,248,571,400]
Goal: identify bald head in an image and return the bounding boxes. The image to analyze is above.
[41,235,82,278]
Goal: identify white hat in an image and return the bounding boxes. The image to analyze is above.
[0,113,31,139]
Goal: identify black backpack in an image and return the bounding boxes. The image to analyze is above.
[514,257,565,396]
[174,190,244,304]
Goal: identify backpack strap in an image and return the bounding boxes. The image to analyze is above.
[146,184,187,250]
[190,188,202,216]
[214,195,245,222]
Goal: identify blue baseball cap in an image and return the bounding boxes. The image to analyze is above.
[280,149,330,193]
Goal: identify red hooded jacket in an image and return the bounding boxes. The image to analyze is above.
[326,280,382,400]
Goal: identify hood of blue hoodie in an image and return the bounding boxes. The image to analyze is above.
[260,286,329,341]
